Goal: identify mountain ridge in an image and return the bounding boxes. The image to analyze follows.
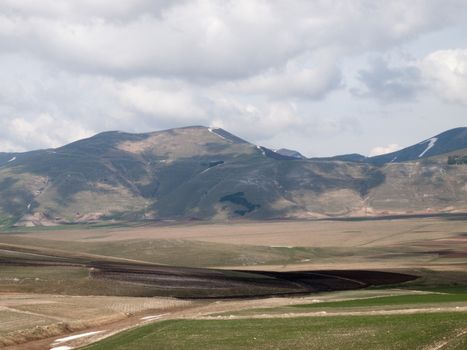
[0,125,466,226]
[367,127,467,165]
[2,126,466,164]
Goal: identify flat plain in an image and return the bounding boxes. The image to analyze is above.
[0,216,466,349]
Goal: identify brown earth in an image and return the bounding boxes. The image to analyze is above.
[0,244,416,299]
[1,217,466,349]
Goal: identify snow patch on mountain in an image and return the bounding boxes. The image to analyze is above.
[418,137,438,158]
[256,145,266,156]
[208,127,229,142]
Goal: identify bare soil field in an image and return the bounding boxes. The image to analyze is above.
[2,217,465,247]
[0,217,466,349]
[0,244,415,299]
[0,293,194,349]
[1,216,466,271]
[1,288,441,350]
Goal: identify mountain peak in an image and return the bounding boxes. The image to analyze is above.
[0,125,466,226]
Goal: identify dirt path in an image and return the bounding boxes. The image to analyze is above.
[32,305,467,349]
[0,296,350,349]
[2,303,201,350]
[422,328,467,350]
[197,306,467,320]
[2,289,455,350]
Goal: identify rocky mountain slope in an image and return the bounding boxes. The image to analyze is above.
[322,127,467,165]
[368,127,467,165]
[0,126,466,226]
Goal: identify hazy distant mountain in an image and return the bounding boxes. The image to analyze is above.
[310,128,467,165]
[0,126,466,226]
[368,127,467,165]
[311,153,367,162]
[274,148,306,159]
[0,153,17,166]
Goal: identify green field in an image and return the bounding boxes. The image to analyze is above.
[293,291,467,309]
[84,286,467,350]
[0,218,465,349]
[82,313,467,350]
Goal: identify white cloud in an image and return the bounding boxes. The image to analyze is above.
[419,48,467,105]
[209,99,304,141]
[0,0,179,20]
[369,143,401,156]
[0,2,304,79]
[0,113,92,151]
[117,80,207,121]
[0,1,467,155]
[1,1,464,80]
[224,51,342,99]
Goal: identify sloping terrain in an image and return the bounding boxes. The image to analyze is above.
[323,127,467,165]
[274,148,306,159]
[369,127,467,164]
[1,217,466,349]
[0,126,466,226]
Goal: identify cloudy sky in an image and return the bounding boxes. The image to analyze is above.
[0,0,466,157]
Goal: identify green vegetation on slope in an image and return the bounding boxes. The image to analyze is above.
[82,313,467,350]
[2,126,466,225]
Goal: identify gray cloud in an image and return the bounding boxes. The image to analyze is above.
[352,57,422,103]
[0,0,466,156]
[1,1,465,80]
[222,50,343,100]
[0,0,181,20]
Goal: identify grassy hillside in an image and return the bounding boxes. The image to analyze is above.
[0,126,466,227]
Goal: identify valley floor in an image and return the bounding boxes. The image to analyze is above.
[0,217,466,349]
[4,287,467,350]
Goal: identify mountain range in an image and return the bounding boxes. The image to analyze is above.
[0,126,466,226]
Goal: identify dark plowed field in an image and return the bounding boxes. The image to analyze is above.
[0,244,417,298]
